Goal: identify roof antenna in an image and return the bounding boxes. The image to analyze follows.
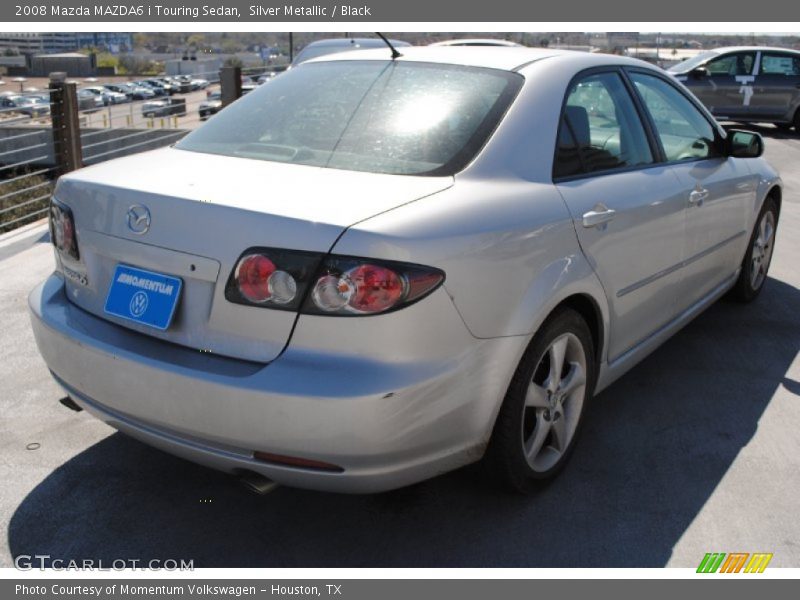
[375,32,402,59]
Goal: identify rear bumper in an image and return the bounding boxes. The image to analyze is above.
[29,274,524,493]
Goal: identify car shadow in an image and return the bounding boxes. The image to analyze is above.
[7,276,800,567]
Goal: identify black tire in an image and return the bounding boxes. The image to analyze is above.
[731,196,779,302]
[484,308,596,493]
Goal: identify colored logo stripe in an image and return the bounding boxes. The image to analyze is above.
[744,553,773,573]
[697,552,773,573]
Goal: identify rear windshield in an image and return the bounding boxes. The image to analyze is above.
[176,60,522,176]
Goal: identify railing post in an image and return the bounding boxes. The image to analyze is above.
[220,66,242,108]
[49,72,83,175]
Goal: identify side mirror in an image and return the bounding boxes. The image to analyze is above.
[689,67,709,79]
[726,129,764,158]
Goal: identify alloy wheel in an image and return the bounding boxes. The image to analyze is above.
[521,333,587,473]
[750,210,776,290]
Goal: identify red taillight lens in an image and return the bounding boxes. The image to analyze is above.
[49,198,79,261]
[306,257,444,316]
[226,248,444,316]
[225,248,321,311]
[347,264,404,313]
[235,254,276,303]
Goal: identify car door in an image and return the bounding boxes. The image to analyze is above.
[628,70,757,305]
[698,51,758,119]
[554,70,690,361]
[748,51,800,121]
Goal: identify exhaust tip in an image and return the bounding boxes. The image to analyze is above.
[237,470,279,495]
[58,396,83,412]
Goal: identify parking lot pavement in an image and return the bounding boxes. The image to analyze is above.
[1,129,798,569]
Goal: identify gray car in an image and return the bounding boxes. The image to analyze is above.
[30,47,782,494]
[669,46,800,131]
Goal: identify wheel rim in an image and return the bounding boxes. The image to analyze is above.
[750,210,775,290]
[521,332,587,473]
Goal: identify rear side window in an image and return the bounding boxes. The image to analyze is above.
[554,72,653,179]
[629,72,720,163]
[760,53,800,76]
[705,52,756,76]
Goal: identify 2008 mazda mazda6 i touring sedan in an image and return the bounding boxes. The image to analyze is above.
[30,47,782,493]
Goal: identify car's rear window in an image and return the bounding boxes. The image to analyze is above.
[176,60,522,176]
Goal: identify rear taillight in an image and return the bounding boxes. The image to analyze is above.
[49,198,79,261]
[304,256,443,316]
[225,248,444,316]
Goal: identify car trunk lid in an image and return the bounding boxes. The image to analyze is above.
[54,147,452,363]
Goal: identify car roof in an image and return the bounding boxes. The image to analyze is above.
[429,39,522,47]
[305,46,657,73]
[696,46,800,55]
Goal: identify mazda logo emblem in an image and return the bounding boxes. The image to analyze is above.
[126,205,151,235]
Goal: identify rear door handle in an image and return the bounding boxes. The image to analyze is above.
[689,188,709,206]
[582,204,617,228]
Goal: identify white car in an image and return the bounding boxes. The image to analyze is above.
[81,86,127,106]
[31,47,781,494]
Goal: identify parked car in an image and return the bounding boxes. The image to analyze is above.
[132,80,167,96]
[104,83,155,101]
[31,47,782,494]
[76,88,104,112]
[139,79,175,95]
[175,75,209,91]
[165,77,193,94]
[0,95,50,117]
[151,78,177,94]
[669,46,800,131]
[198,90,222,119]
[291,37,411,66]
[141,97,187,118]
[82,86,127,105]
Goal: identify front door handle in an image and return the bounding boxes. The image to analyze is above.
[689,188,709,206]
[582,204,617,228]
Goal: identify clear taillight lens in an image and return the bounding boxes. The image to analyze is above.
[225,248,444,316]
[49,198,79,261]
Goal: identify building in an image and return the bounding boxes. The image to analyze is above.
[75,33,133,53]
[29,52,94,77]
[0,33,133,55]
[165,57,222,79]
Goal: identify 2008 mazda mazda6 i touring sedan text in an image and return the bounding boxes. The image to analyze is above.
[30,47,783,493]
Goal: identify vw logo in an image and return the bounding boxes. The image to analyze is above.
[126,204,151,235]
[129,291,149,317]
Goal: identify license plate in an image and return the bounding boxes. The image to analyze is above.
[104,265,182,331]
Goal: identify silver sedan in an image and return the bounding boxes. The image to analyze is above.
[30,47,782,493]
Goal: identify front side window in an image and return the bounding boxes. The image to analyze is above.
[705,52,756,76]
[630,72,720,163]
[760,53,800,76]
[554,71,653,179]
[176,60,522,176]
